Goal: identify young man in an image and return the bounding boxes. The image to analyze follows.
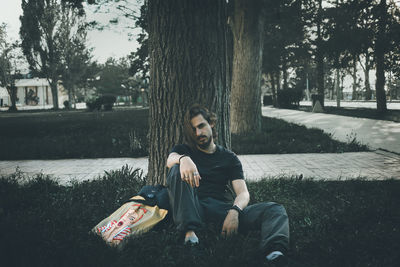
[166,104,289,263]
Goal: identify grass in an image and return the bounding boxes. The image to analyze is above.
[0,109,149,160]
[0,108,368,160]
[231,116,368,154]
[1,168,399,267]
[297,105,400,123]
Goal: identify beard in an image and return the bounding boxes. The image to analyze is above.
[196,135,212,149]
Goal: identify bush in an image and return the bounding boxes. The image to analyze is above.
[63,100,70,110]
[86,98,102,111]
[101,95,117,111]
[277,88,303,108]
[263,95,273,106]
[86,96,117,111]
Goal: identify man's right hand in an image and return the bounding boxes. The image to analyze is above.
[180,156,201,187]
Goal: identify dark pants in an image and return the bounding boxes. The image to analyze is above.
[166,165,289,254]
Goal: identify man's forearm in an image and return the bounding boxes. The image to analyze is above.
[233,191,250,210]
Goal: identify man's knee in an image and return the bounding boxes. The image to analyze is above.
[262,202,288,218]
[166,164,180,185]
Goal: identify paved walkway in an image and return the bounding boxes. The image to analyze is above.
[1,150,399,185]
[262,106,400,154]
[299,100,400,110]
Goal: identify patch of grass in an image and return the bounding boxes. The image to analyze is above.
[0,109,149,160]
[1,169,399,267]
[0,108,368,160]
[232,116,369,154]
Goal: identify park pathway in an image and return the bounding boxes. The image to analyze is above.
[262,106,400,154]
[0,150,399,185]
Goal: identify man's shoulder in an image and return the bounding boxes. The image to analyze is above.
[216,145,238,158]
[170,144,190,154]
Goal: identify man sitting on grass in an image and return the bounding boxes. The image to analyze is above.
[166,104,290,264]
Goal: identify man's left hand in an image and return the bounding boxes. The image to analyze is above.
[221,210,239,237]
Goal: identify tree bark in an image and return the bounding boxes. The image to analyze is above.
[316,0,324,107]
[335,67,341,107]
[375,0,387,113]
[269,72,277,107]
[49,80,59,109]
[230,0,264,135]
[352,55,357,100]
[147,0,230,185]
[364,53,372,100]
[6,84,18,111]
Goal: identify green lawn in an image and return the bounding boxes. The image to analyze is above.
[1,169,399,267]
[0,108,368,160]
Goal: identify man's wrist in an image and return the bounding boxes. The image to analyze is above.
[179,154,189,163]
[230,205,243,215]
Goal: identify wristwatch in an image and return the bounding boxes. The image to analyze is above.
[230,205,243,215]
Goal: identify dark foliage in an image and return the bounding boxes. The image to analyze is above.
[1,169,399,267]
[277,88,304,108]
[86,95,117,111]
[0,109,368,160]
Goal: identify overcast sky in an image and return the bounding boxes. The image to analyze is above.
[0,0,139,63]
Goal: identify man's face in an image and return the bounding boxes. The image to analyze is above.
[190,114,213,149]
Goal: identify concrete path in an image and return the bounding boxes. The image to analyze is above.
[1,150,399,185]
[299,100,400,110]
[262,106,400,154]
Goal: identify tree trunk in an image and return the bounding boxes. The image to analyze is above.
[276,71,281,91]
[352,55,357,100]
[335,68,341,107]
[7,85,18,111]
[282,57,288,90]
[49,79,59,110]
[230,0,264,135]
[375,0,387,113]
[316,0,324,107]
[364,52,372,100]
[148,0,230,185]
[270,72,277,107]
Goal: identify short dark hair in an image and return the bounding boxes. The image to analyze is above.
[183,104,217,147]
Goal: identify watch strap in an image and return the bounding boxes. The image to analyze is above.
[230,205,243,215]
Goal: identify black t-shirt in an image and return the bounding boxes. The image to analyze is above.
[171,144,244,202]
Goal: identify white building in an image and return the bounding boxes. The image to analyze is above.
[0,86,10,107]
[15,78,68,108]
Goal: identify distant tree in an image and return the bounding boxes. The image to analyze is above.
[128,1,149,80]
[0,24,24,111]
[262,0,309,107]
[314,0,325,107]
[325,0,360,104]
[374,0,389,112]
[93,58,130,97]
[57,4,92,109]
[19,0,85,110]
